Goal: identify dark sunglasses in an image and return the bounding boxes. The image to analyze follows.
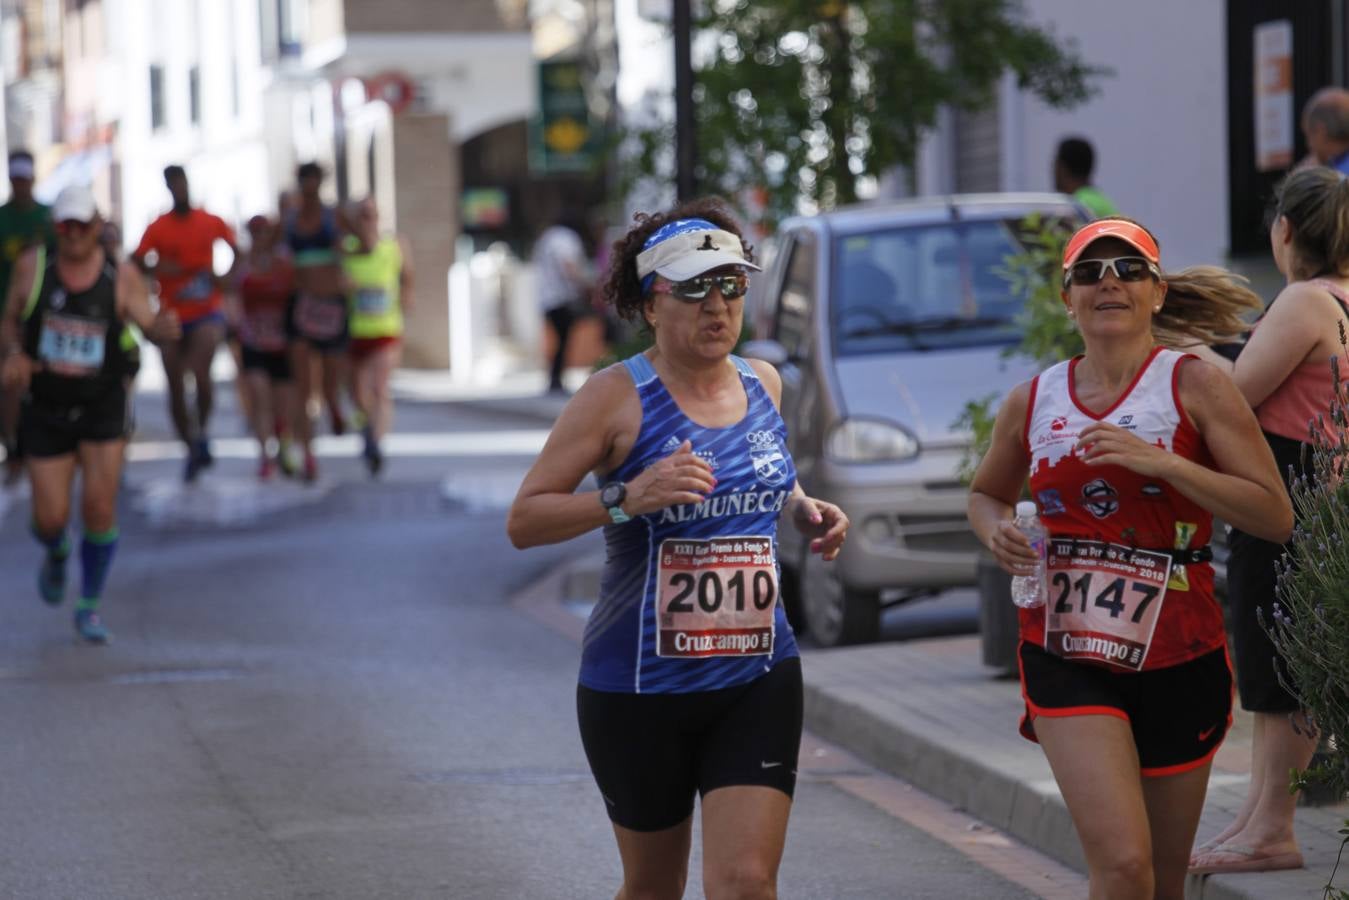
[56,219,96,236]
[1065,256,1160,288]
[654,273,749,302]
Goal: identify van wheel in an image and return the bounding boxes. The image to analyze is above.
[802,555,880,647]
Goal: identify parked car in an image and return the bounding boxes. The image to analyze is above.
[742,193,1084,646]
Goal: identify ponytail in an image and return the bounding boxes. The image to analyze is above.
[1153,266,1262,348]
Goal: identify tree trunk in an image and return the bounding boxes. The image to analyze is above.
[821,9,856,206]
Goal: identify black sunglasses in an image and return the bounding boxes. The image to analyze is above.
[1065,256,1160,288]
[654,273,749,302]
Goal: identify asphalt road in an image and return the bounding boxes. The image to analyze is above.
[0,381,1050,899]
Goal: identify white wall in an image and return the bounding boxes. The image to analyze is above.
[1005,0,1228,267]
[111,0,274,250]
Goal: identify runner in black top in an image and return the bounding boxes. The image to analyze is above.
[283,162,348,482]
[0,186,178,643]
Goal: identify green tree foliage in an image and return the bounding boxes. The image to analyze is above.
[954,212,1079,482]
[629,1,1104,223]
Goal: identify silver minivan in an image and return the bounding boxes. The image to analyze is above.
[743,193,1082,646]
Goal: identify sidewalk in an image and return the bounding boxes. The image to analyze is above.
[558,552,1347,900]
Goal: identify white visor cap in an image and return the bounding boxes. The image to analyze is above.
[52,185,98,223]
[636,228,761,282]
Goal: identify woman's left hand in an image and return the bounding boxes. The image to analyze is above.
[1075,422,1175,478]
[789,495,849,561]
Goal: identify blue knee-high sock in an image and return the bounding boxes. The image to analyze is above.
[77,527,119,610]
[31,523,71,561]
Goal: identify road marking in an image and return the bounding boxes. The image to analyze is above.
[124,429,550,463]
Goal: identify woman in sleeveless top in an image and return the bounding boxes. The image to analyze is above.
[968,218,1291,898]
[508,199,848,900]
[1185,166,1349,875]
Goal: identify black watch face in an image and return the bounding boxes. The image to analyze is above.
[600,482,625,507]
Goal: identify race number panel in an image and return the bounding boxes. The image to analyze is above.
[656,536,777,658]
[242,308,288,353]
[294,293,347,341]
[38,313,106,376]
[176,272,214,302]
[354,288,391,316]
[1044,539,1172,672]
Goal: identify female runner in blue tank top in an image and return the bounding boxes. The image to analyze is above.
[509,199,848,899]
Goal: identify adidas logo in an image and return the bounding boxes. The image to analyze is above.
[661,435,682,453]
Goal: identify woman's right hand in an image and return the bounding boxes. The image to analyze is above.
[988,518,1040,576]
[624,439,716,515]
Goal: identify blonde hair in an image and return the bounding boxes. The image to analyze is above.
[1153,266,1262,347]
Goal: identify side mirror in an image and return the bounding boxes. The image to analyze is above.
[740,339,789,367]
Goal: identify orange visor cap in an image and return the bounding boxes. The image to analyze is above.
[1062,219,1161,271]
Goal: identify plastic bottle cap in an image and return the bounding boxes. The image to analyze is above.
[1015,501,1037,518]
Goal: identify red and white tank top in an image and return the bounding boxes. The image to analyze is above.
[1020,346,1224,671]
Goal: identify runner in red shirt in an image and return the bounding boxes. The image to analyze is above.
[968,218,1291,900]
[133,165,238,481]
[233,215,296,480]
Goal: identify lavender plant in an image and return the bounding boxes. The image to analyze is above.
[1267,323,1349,899]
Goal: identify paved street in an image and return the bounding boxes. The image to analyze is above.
[0,375,1084,899]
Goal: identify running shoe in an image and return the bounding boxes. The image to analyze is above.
[361,425,377,475]
[258,457,275,481]
[302,452,318,484]
[73,608,110,644]
[183,450,203,483]
[276,438,298,478]
[197,438,214,469]
[38,553,67,606]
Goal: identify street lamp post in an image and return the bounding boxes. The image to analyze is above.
[673,0,696,201]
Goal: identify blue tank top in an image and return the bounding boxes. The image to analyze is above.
[579,354,800,694]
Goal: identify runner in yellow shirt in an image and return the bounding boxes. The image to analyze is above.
[342,198,412,476]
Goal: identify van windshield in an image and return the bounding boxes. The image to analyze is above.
[832,219,1028,355]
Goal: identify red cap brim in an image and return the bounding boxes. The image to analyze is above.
[1063,220,1160,269]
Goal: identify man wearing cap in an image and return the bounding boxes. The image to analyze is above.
[0,150,56,485]
[508,198,849,900]
[1,185,179,644]
[133,164,238,482]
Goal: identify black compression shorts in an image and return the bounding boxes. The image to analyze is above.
[240,347,292,382]
[1018,641,1232,776]
[577,656,803,832]
[20,389,133,458]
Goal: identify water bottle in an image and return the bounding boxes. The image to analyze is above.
[1010,501,1048,609]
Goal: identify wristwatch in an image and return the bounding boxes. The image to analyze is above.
[599,481,630,524]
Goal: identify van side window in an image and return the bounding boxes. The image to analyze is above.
[776,235,816,359]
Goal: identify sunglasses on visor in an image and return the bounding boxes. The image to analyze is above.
[1065,256,1161,288]
[653,273,750,302]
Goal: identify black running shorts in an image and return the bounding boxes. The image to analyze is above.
[20,389,132,458]
[241,347,292,382]
[1018,641,1232,776]
[1226,431,1309,713]
[576,656,803,832]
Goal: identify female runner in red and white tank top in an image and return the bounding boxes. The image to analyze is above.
[968,218,1292,900]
